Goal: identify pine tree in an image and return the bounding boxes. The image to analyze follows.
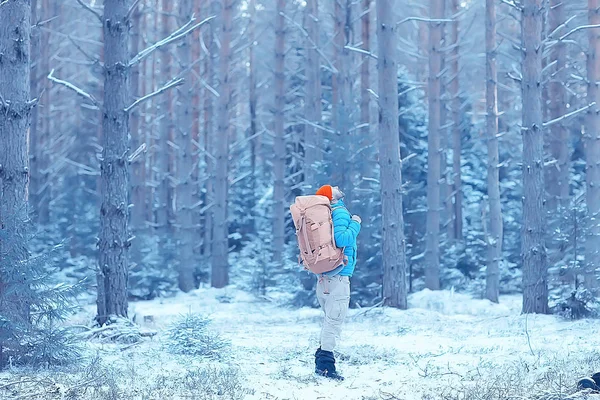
[377,0,408,309]
[485,0,503,303]
[521,0,548,314]
[97,0,132,324]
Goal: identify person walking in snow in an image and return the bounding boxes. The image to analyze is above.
[313,185,361,381]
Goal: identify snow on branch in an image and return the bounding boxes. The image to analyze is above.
[557,24,600,42]
[129,15,215,67]
[499,0,522,11]
[546,15,578,41]
[344,45,378,60]
[0,0,10,7]
[47,69,100,108]
[76,0,103,23]
[397,17,455,25]
[543,103,596,128]
[125,77,184,113]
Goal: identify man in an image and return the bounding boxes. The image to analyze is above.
[314,185,361,381]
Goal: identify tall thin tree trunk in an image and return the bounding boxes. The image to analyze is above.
[29,0,50,224]
[546,0,569,210]
[304,0,322,191]
[211,0,233,288]
[586,0,600,292]
[485,0,502,303]
[0,1,32,255]
[272,0,286,266]
[377,0,408,309]
[156,0,172,248]
[450,0,463,241]
[97,0,131,324]
[439,0,452,242]
[360,0,370,135]
[425,0,443,290]
[247,0,258,232]
[0,0,32,368]
[203,1,218,262]
[175,0,196,292]
[521,0,548,314]
[29,0,40,218]
[129,3,145,266]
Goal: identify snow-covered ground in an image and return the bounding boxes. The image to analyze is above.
[3,288,600,399]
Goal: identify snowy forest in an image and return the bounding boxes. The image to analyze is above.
[3,0,600,398]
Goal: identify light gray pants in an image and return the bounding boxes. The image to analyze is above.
[316,275,350,352]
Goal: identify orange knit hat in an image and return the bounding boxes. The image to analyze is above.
[315,185,333,201]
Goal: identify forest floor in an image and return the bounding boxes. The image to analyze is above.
[2,288,600,399]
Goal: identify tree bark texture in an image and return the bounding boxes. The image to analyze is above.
[377,0,408,309]
[0,0,32,271]
[303,0,322,191]
[450,0,463,241]
[586,0,600,293]
[272,0,286,267]
[211,0,233,288]
[175,0,196,292]
[425,0,443,290]
[97,0,131,324]
[521,0,548,314]
[485,0,503,303]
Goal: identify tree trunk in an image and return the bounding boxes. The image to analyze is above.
[303,0,322,191]
[425,0,443,290]
[377,0,408,309]
[248,0,258,224]
[546,0,569,209]
[450,0,463,241]
[175,0,196,292]
[0,1,32,261]
[485,0,503,304]
[586,0,600,292]
[211,0,233,288]
[0,1,32,368]
[156,0,172,248]
[521,0,548,314]
[439,0,451,242]
[129,3,145,267]
[360,0,370,136]
[29,0,50,225]
[203,1,218,262]
[97,0,131,325]
[272,0,286,266]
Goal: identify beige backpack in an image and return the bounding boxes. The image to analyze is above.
[290,195,346,274]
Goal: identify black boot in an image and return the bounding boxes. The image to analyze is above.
[315,349,344,381]
[314,348,322,369]
[578,377,600,391]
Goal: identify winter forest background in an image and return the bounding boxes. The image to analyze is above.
[3,0,600,398]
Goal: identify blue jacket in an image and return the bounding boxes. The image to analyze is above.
[324,199,361,277]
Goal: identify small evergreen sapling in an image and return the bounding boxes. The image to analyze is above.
[166,311,230,359]
[0,212,82,369]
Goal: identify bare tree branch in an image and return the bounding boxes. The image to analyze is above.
[126,0,143,20]
[397,17,455,25]
[68,36,100,64]
[129,15,215,67]
[543,102,596,128]
[125,77,184,113]
[76,0,103,23]
[499,0,522,11]
[559,24,600,42]
[344,45,378,60]
[47,68,100,107]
